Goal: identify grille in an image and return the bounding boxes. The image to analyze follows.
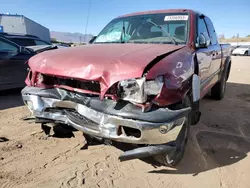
[42,74,101,93]
[65,110,99,131]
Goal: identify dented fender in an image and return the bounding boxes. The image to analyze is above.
[145,47,195,106]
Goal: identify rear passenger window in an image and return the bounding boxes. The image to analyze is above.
[0,40,18,52]
[205,17,218,45]
[10,38,35,46]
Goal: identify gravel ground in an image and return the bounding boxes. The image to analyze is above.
[0,56,250,188]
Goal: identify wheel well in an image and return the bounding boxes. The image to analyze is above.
[222,56,231,81]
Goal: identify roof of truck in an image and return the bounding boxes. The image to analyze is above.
[117,9,196,18]
[0,13,23,17]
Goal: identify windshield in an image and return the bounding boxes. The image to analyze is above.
[94,13,189,44]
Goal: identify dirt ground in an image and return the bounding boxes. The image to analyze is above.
[0,56,250,188]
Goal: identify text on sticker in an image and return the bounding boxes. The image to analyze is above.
[164,15,189,21]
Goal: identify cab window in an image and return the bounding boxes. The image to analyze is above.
[197,17,209,38]
[34,40,50,45]
[204,17,218,45]
[197,16,210,46]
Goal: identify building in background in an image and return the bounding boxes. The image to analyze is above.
[0,13,50,43]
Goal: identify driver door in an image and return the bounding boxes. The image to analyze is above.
[195,15,216,98]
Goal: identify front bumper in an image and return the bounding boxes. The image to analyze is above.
[22,86,191,145]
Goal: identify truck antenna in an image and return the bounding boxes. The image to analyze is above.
[84,0,92,43]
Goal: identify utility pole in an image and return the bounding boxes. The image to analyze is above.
[84,0,91,43]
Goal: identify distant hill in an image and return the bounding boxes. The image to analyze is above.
[50,31,94,43]
[219,37,250,43]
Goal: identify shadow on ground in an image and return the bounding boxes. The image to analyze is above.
[38,123,77,139]
[52,124,76,138]
[0,137,9,142]
[0,89,23,110]
[148,82,250,175]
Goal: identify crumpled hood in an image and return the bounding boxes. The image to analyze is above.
[28,43,183,93]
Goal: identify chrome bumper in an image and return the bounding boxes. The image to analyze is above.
[22,89,190,145]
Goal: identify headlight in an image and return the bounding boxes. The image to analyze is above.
[118,76,164,103]
[36,73,44,85]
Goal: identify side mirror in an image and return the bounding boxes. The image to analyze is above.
[196,33,210,48]
[89,36,97,44]
[19,46,31,54]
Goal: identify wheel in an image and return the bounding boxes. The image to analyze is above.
[153,97,191,167]
[244,51,248,56]
[211,67,228,100]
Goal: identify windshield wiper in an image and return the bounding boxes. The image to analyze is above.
[120,21,126,43]
[146,19,177,45]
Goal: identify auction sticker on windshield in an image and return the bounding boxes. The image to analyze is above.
[164,15,189,21]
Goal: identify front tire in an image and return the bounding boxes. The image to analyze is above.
[244,51,248,56]
[153,97,191,167]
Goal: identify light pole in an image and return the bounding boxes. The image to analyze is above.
[84,0,91,43]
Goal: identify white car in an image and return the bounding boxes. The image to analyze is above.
[232,45,250,56]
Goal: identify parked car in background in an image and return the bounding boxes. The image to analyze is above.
[22,9,231,167]
[232,45,250,56]
[0,33,51,46]
[52,43,71,48]
[0,34,57,91]
[230,45,240,54]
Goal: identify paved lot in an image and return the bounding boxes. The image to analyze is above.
[0,56,250,188]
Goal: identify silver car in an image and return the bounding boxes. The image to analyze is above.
[232,45,250,56]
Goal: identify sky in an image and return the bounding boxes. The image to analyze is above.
[1,0,250,38]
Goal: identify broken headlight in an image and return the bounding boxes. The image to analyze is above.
[36,73,44,84]
[118,76,164,103]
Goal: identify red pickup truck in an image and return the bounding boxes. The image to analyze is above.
[22,9,231,166]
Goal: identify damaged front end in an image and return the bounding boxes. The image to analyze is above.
[22,86,191,145]
[22,83,191,160]
[26,71,191,154]
[22,45,194,161]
